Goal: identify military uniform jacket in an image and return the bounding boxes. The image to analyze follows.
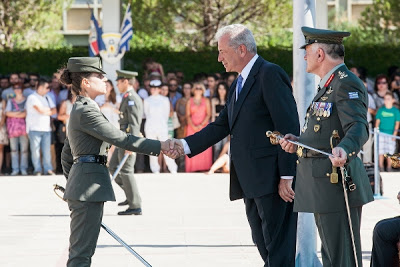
[61,95,160,202]
[185,56,300,200]
[295,65,374,213]
[119,88,143,136]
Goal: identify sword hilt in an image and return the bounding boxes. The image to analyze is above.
[265,131,283,145]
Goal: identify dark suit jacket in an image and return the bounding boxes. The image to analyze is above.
[185,56,300,200]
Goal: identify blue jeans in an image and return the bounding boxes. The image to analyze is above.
[10,135,29,173]
[28,131,52,174]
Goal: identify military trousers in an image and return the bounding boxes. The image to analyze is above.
[109,147,141,209]
[244,193,297,267]
[314,206,362,267]
[67,200,104,267]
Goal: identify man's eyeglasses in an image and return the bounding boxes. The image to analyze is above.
[169,84,178,87]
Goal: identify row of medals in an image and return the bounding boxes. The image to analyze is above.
[301,87,334,133]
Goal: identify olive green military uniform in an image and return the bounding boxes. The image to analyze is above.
[295,28,374,267]
[108,70,145,214]
[61,57,161,267]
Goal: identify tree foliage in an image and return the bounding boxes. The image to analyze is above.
[0,0,69,50]
[358,0,400,44]
[128,0,292,50]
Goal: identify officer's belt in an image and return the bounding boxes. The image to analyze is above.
[297,147,330,158]
[73,155,107,165]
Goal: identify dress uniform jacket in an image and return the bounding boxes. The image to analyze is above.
[61,96,160,202]
[119,89,142,136]
[295,65,374,213]
[185,56,300,200]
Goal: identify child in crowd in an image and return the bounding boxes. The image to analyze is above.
[375,92,400,171]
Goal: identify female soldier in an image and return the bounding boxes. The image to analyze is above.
[59,57,178,266]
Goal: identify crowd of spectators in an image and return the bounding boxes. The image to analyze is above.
[0,61,398,175]
[0,59,238,175]
[350,65,400,172]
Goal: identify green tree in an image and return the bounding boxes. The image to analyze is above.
[0,0,70,50]
[128,0,292,50]
[358,0,400,44]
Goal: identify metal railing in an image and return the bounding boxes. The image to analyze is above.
[370,128,399,197]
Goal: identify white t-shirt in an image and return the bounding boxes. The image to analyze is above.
[25,92,56,132]
[143,94,170,131]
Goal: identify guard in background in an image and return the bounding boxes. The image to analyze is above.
[109,70,144,215]
[279,27,374,266]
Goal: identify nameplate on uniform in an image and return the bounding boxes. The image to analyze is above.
[128,100,135,106]
[348,92,359,99]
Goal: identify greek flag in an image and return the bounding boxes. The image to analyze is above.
[118,4,133,53]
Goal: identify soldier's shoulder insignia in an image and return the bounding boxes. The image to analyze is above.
[348,92,359,99]
[128,100,135,106]
[338,70,348,79]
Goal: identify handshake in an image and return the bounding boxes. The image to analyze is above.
[160,138,185,159]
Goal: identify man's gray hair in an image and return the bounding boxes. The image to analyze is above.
[318,43,345,60]
[215,24,257,54]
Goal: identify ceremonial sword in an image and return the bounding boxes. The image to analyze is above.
[53,153,151,267]
[53,185,152,267]
[266,130,359,267]
[111,153,130,181]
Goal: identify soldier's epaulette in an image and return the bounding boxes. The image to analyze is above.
[337,70,348,80]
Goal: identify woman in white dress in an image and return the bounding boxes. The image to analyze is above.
[144,80,178,173]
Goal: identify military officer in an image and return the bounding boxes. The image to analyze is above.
[279,27,374,266]
[108,70,145,215]
[59,57,178,266]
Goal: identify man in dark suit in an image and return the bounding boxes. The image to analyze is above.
[170,24,300,266]
[279,27,374,266]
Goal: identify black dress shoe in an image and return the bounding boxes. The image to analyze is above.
[118,200,129,206]
[118,208,142,216]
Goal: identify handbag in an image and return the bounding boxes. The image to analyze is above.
[6,99,26,138]
[172,111,181,129]
[56,122,67,143]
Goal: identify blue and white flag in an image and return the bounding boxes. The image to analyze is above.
[89,12,106,56]
[118,4,133,53]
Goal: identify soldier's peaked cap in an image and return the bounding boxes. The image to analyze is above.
[300,27,350,49]
[116,70,138,80]
[67,57,106,74]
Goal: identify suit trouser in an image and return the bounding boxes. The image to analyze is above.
[244,193,297,267]
[314,207,362,267]
[109,147,141,209]
[67,200,103,267]
[370,216,400,267]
